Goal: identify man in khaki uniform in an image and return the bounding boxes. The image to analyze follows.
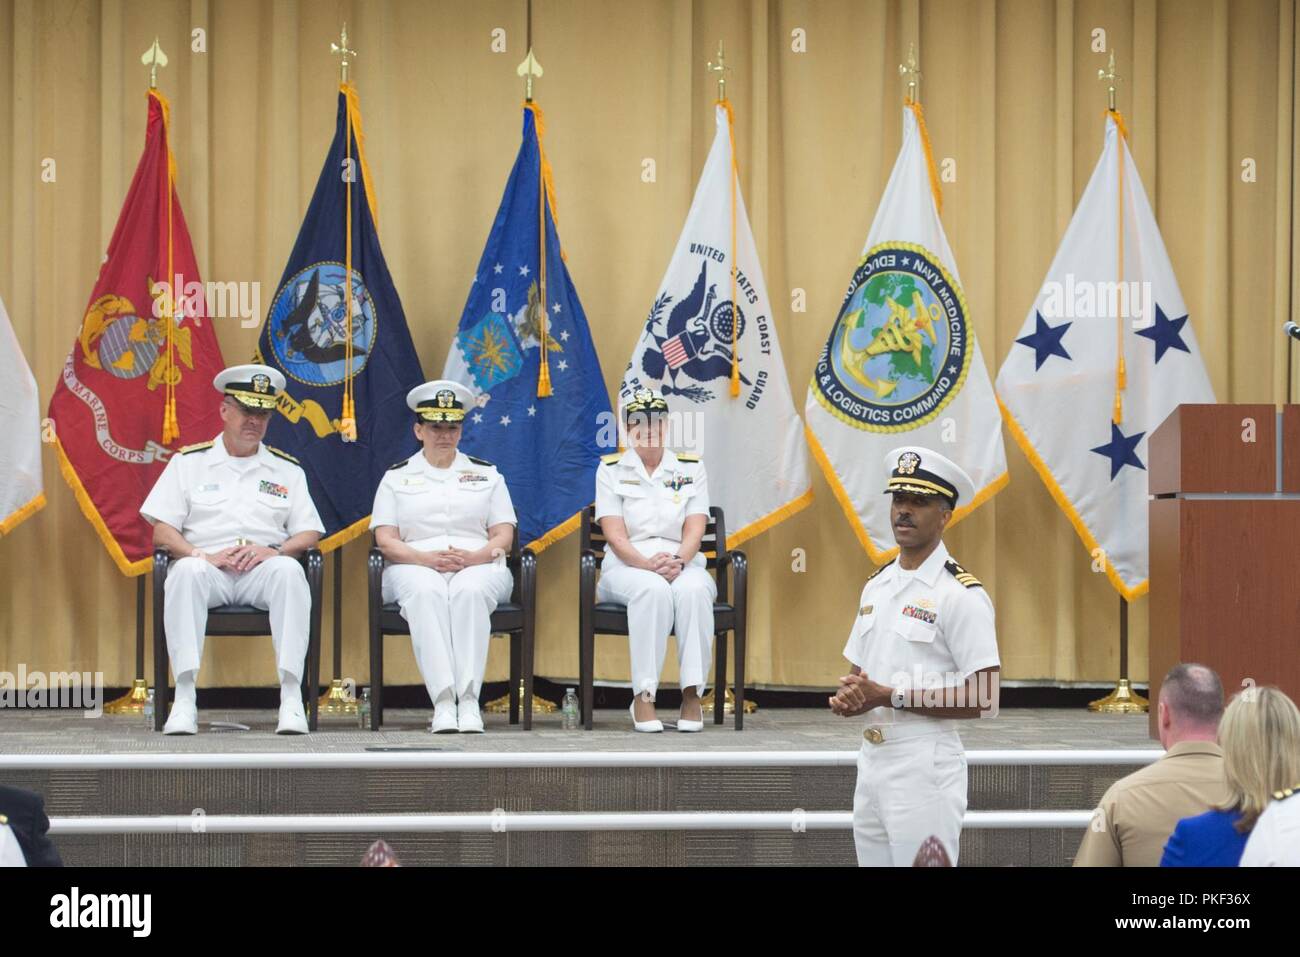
[1074,663,1229,867]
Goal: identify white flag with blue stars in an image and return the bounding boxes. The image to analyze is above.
[995,114,1215,599]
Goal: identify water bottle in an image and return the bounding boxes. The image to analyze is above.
[358,687,371,729]
[562,687,579,730]
[142,688,155,728]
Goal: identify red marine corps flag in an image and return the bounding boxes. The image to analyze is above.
[48,89,225,575]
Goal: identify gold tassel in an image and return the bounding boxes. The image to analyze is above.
[906,98,943,215]
[719,97,741,398]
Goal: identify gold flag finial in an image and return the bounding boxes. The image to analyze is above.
[331,23,357,83]
[1098,51,1121,111]
[899,43,921,102]
[141,37,168,90]
[516,47,544,102]
[707,40,732,100]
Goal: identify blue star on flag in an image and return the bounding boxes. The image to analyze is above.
[1015,312,1072,370]
[1135,305,1190,363]
[1091,422,1146,479]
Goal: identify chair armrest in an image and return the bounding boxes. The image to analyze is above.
[721,548,747,609]
[580,549,598,605]
[368,546,385,608]
[302,547,324,601]
[519,547,538,603]
[152,547,171,580]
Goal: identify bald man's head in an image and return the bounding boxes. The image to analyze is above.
[1159,663,1224,738]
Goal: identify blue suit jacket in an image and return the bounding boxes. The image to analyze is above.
[1161,808,1248,867]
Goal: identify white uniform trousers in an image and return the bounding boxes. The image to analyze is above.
[381,562,513,703]
[163,555,311,682]
[596,563,716,698]
[852,727,967,866]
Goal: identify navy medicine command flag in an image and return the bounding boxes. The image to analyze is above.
[256,83,424,547]
[443,103,613,549]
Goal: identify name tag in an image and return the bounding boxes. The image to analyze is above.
[400,478,426,488]
[458,472,489,484]
[619,479,641,486]
[198,483,220,493]
[259,480,289,499]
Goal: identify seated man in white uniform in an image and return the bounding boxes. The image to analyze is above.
[829,446,1001,866]
[140,364,324,735]
[371,380,516,734]
[595,388,715,733]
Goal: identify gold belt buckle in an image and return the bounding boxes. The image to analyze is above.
[236,537,250,547]
[864,727,885,745]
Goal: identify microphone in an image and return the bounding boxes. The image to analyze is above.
[1285,322,1300,341]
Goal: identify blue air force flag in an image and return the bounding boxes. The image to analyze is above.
[995,114,1215,599]
[805,103,1007,562]
[443,104,613,550]
[621,103,811,545]
[255,84,424,547]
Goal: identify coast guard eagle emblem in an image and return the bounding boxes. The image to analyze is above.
[812,242,971,433]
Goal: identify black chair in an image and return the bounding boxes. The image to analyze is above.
[367,532,537,729]
[152,547,324,731]
[579,504,748,730]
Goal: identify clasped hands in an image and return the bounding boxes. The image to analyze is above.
[421,546,494,573]
[828,672,899,717]
[644,551,685,582]
[197,544,278,573]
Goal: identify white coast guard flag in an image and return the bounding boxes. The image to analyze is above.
[805,104,1006,561]
[620,103,811,545]
[996,114,1214,600]
[0,291,45,535]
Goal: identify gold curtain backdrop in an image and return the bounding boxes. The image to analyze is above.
[1,0,1296,691]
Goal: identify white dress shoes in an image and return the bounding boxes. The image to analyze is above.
[430,704,460,734]
[162,699,198,735]
[629,697,663,733]
[457,697,485,734]
[276,698,310,735]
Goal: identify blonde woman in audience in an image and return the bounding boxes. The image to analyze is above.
[1162,686,1300,867]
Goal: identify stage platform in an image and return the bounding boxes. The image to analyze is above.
[1,706,1157,867]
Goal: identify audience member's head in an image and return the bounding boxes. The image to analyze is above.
[360,839,401,867]
[1157,663,1223,749]
[1218,686,1300,833]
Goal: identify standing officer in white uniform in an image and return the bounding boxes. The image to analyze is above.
[140,364,325,735]
[595,388,715,733]
[371,380,516,734]
[829,446,1000,866]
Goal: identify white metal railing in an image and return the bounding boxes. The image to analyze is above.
[0,748,1161,771]
[47,809,1095,834]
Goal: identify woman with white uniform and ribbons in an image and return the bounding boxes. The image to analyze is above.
[595,388,716,732]
[370,380,516,733]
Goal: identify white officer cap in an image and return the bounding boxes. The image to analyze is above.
[882,445,975,509]
[407,379,475,424]
[621,387,670,420]
[213,363,285,411]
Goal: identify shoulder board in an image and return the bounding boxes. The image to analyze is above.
[1272,783,1300,801]
[265,445,299,465]
[945,559,983,589]
[387,458,410,471]
[600,452,622,465]
[676,453,701,463]
[180,441,213,455]
[465,455,494,468]
[865,558,895,584]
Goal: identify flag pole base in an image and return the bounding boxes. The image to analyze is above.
[701,687,756,716]
[103,679,151,715]
[1087,678,1148,714]
[317,678,358,715]
[484,680,557,715]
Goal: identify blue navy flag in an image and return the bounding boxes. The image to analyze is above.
[443,103,612,549]
[255,84,424,548]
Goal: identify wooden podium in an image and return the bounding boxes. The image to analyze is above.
[1148,404,1300,738]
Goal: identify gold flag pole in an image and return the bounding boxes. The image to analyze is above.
[700,39,753,718]
[319,24,362,717]
[106,38,170,717]
[899,42,921,101]
[486,37,556,717]
[1088,53,1145,715]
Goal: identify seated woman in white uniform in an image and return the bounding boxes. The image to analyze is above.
[369,380,517,733]
[595,388,716,733]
